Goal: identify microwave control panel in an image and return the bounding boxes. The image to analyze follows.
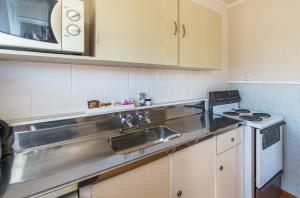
[62,0,84,53]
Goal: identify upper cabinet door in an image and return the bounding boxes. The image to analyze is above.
[179,0,222,69]
[94,0,178,66]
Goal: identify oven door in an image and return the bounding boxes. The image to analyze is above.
[256,122,285,189]
[0,0,61,51]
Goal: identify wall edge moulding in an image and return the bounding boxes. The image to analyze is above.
[229,81,300,85]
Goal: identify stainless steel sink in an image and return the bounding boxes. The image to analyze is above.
[109,126,181,154]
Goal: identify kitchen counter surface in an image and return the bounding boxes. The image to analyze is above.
[0,113,242,198]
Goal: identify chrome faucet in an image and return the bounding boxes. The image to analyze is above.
[136,111,151,124]
[119,113,134,128]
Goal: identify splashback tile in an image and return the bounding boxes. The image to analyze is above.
[0,61,71,94]
[0,94,31,120]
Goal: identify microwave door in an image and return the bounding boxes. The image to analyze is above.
[0,0,61,51]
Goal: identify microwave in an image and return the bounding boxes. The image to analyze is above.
[0,0,84,54]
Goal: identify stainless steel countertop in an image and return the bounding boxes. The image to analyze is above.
[0,113,242,198]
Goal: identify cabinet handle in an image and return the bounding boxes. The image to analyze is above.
[220,166,224,171]
[231,137,235,142]
[177,190,183,197]
[174,22,178,35]
[182,24,186,38]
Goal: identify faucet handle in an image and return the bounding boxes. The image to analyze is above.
[126,113,133,121]
[136,112,144,121]
[119,113,126,124]
[143,111,151,123]
[144,111,150,118]
[119,113,134,128]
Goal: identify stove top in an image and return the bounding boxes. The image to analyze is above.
[239,115,263,122]
[223,111,240,116]
[224,110,271,122]
[252,113,271,118]
[234,109,251,113]
[222,110,272,121]
[209,90,284,130]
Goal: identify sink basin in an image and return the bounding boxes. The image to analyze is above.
[109,126,181,154]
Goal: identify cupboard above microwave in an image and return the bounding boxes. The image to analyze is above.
[0,0,84,54]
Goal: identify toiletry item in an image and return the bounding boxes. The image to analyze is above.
[99,102,111,107]
[88,100,99,109]
[145,98,152,106]
[139,93,146,106]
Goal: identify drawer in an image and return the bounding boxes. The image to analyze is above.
[217,127,243,154]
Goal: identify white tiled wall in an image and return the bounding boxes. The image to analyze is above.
[0,61,228,121]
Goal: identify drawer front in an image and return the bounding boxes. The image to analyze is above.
[217,127,243,154]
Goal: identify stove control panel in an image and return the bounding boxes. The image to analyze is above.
[209,90,241,111]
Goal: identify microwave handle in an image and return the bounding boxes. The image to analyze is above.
[50,0,62,45]
[260,121,286,134]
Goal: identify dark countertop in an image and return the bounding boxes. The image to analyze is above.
[0,113,241,198]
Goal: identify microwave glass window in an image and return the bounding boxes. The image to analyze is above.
[262,127,280,150]
[0,0,58,43]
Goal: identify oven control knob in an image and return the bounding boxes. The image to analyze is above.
[67,10,81,22]
[66,24,81,36]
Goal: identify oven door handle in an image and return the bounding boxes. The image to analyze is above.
[260,121,286,134]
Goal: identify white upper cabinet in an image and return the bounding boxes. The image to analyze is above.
[91,0,178,66]
[179,0,222,69]
[90,0,223,69]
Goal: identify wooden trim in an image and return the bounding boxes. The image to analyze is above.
[281,189,297,198]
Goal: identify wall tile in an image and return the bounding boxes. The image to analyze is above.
[31,94,85,117]
[0,61,71,94]
[129,68,168,89]
[0,94,31,120]
[166,70,184,88]
[149,87,182,103]
[72,65,129,94]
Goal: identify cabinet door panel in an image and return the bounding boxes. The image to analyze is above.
[216,144,243,198]
[90,156,170,198]
[173,138,215,198]
[179,0,222,69]
[95,0,178,66]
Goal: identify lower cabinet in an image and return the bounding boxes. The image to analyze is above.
[216,128,244,198]
[85,156,171,198]
[172,138,215,198]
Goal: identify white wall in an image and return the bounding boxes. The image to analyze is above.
[229,0,300,82]
[0,62,228,121]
